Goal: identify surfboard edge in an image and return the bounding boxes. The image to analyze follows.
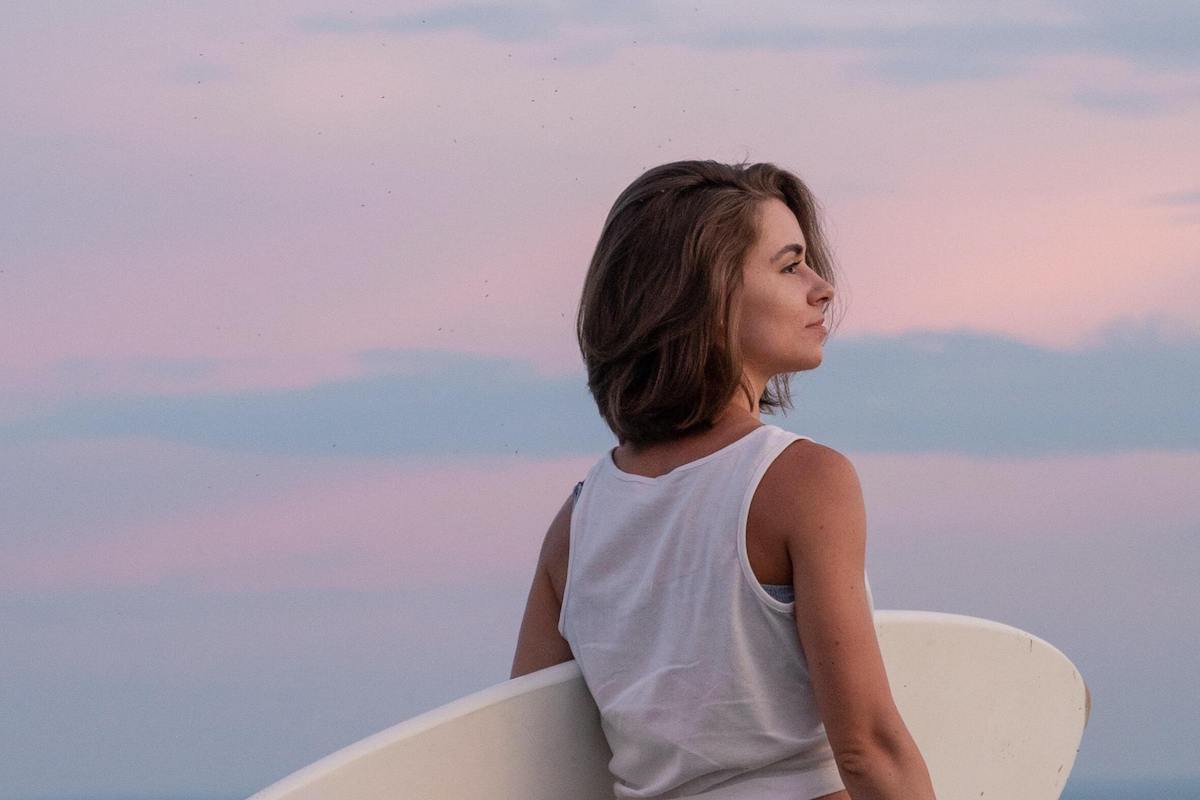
[247,660,583,799]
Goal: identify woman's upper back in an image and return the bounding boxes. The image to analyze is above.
[559,422,874,799]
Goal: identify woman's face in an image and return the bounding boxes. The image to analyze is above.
[734,197,834,385]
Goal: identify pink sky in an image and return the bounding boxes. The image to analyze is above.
[4,3,1198,388]
[2,2,1198,796]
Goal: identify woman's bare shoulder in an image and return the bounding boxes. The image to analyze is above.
[755,439,864,541]
[763,438,860,498]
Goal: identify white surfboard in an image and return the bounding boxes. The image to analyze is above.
[248,610,1090,800]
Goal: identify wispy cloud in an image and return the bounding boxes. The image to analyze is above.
[1144,188,1200,226]
[3,325,1196,457]
[1069,88,1169,116]
[806,321,1200,455]
[1058,0,1200,71]
[294,1,1200,86]
[1146,189,1200,207]
[296,5,558,40]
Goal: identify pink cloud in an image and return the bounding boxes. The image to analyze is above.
[3,452,596,592]
[853,448,1200,547]
[7,443,1198,593]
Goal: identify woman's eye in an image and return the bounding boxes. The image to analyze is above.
[784,261,803,273]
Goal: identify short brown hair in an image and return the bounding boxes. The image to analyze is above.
[576,159,842,447]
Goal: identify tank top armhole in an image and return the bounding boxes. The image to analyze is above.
[558,479,585,638]
[736,431,814,615]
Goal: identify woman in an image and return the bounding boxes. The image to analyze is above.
[511,160,935,799]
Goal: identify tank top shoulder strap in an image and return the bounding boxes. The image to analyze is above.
[756,424,815,461]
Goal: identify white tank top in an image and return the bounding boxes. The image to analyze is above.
[558,422,874,800]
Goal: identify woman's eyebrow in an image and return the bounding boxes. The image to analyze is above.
[771,243,806,261]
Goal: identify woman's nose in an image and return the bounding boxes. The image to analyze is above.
[811,278,834,305]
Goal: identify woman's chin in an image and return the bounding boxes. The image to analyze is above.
[793,351,824,371]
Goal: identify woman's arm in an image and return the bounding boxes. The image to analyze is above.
[509,490,575,679]
[765,441,936,800]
